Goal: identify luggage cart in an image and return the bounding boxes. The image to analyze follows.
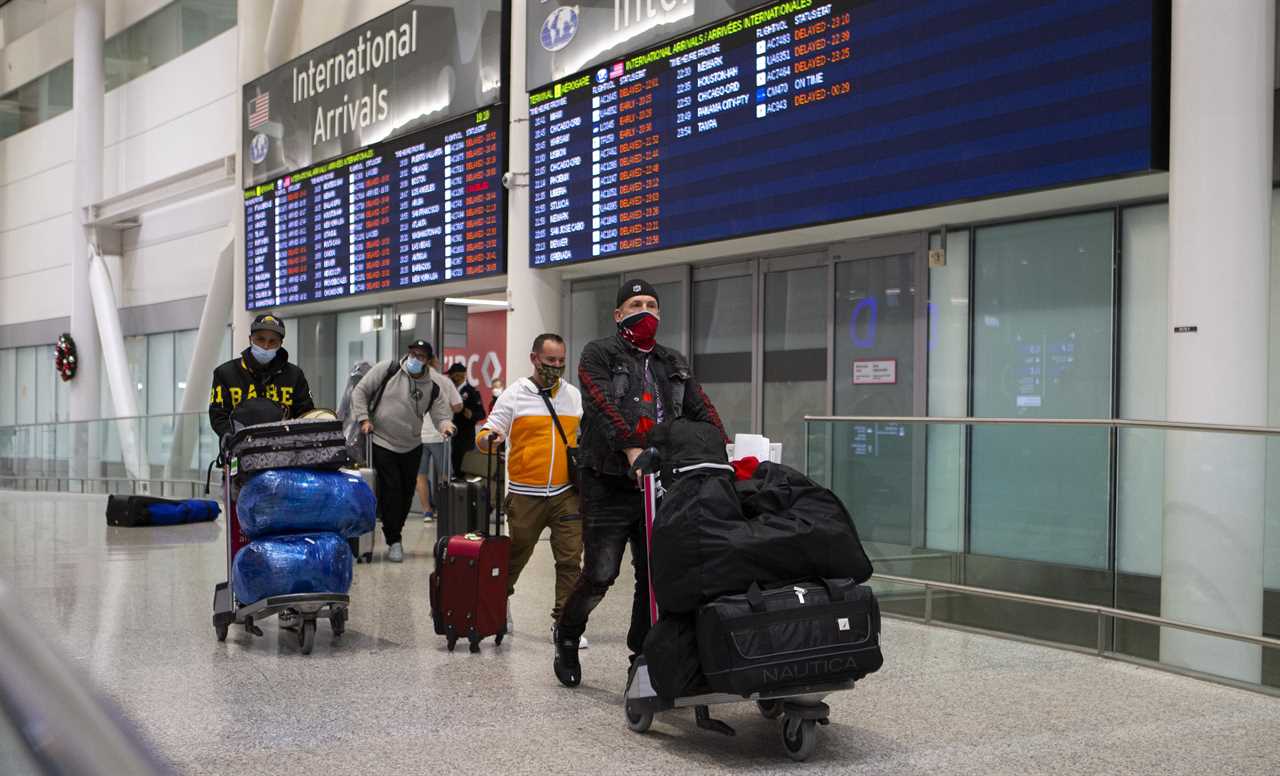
[210,465,349,655]
[622,453,853,762]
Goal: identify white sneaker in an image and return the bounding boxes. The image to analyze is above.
[422,512,435,524]
[387,542,404,563]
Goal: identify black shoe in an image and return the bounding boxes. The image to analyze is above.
[553,627,581,687]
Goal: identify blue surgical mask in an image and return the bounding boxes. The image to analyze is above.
[404,356,425,376]
[250,344,277,365]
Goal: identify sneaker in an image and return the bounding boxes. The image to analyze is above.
[387,542,404,563]
[553,627,582,687]
[422,512,435,524]
[278,609,299,629]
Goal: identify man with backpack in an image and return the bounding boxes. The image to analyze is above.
[351,339,455,562]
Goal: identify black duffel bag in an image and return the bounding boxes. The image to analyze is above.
[696,578,883,697]
[228,417,349,480]
[641,612,705,701]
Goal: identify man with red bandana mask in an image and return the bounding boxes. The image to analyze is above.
[552,279,727,687]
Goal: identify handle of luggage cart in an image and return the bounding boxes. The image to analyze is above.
[632,448,662,628]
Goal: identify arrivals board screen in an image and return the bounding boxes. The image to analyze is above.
[527,0,1167,267]
[245,105,505,310]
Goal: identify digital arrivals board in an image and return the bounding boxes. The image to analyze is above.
[245,105,505,310]
[527,0,1167,267]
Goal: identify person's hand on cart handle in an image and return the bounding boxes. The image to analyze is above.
[360,420,373,435]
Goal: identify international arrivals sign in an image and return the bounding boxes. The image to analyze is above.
[243,0,504,187]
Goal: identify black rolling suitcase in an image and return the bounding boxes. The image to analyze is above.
[435,439,490,537]
[696,578,884,697]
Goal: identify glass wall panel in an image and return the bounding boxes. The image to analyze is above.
[334,310,379,411]
[1117,204,1169,578]
[104,0,235,92]
[832,255,919,548]
[568,276,620,381]
[651,280,686,356]
[1267,195,1280,592]
[34,344,56,424]
[174,329,197,408]
[147,333,176,466]
[55,367,69,422]
[0,61,73,141]
[926,230,970,554]
[15,348,36,425]
[970,212,1114,569]
[0,350,16,426]
[763,266,826,468]
[691,274,753,438]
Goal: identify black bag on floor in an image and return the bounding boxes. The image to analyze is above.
[642,612,704,701]
[105,494,173,527]
[696,579,883,697]
[228,418,349,479]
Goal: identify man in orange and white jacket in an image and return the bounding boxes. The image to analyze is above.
[477,333,586,645]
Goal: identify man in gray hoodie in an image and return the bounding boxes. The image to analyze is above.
[351,339,455,562]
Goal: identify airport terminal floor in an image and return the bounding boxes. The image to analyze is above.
[0,490,1276,775]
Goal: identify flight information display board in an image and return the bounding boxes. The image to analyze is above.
[527,0,1165,267]
[245,105,505,310]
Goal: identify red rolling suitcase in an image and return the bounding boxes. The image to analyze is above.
[428,444,508,652]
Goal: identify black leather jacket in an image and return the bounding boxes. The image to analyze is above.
[577,333,727,477]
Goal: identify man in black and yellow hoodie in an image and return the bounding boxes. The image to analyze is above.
[208,314,315,437]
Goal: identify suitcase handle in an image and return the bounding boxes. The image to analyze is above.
[746,579,845,612]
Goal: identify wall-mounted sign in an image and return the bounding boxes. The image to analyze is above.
[242,0,504,187]
[853,359,896,385]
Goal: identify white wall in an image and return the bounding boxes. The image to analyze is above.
[102,27,237,197]
[0,9,237,330]
[0,112,75,325]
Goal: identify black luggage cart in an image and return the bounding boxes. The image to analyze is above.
[622,462,854,762]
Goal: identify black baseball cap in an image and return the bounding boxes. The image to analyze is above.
[617,279,659,309]
[446,362,467,375]
[406,339,434,358]
[251,314,285,337]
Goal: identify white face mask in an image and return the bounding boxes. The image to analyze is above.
[250,344,277,365]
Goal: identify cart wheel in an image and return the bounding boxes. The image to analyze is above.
[447,636,458,652]
[781,717,818,762]
[757,700,784,719]
[624,703,654,734]
[215,623,229,642]
[300,620,316,655]
[331,609,346,636]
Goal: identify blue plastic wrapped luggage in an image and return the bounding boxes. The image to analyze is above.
[231,533,353,605]
[146,499,220,526]
[236,468,375,539]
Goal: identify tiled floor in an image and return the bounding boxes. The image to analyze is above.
[0,490,1278,775]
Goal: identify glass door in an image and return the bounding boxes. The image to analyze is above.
[831,235,928,553]
[762,253,828,469]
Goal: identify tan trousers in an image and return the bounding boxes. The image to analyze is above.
[506,490,583,624]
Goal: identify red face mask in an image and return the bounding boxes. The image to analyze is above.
[619,311,659,351]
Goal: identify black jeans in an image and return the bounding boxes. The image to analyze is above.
[372,443,422,546]
[557,468,650,656]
